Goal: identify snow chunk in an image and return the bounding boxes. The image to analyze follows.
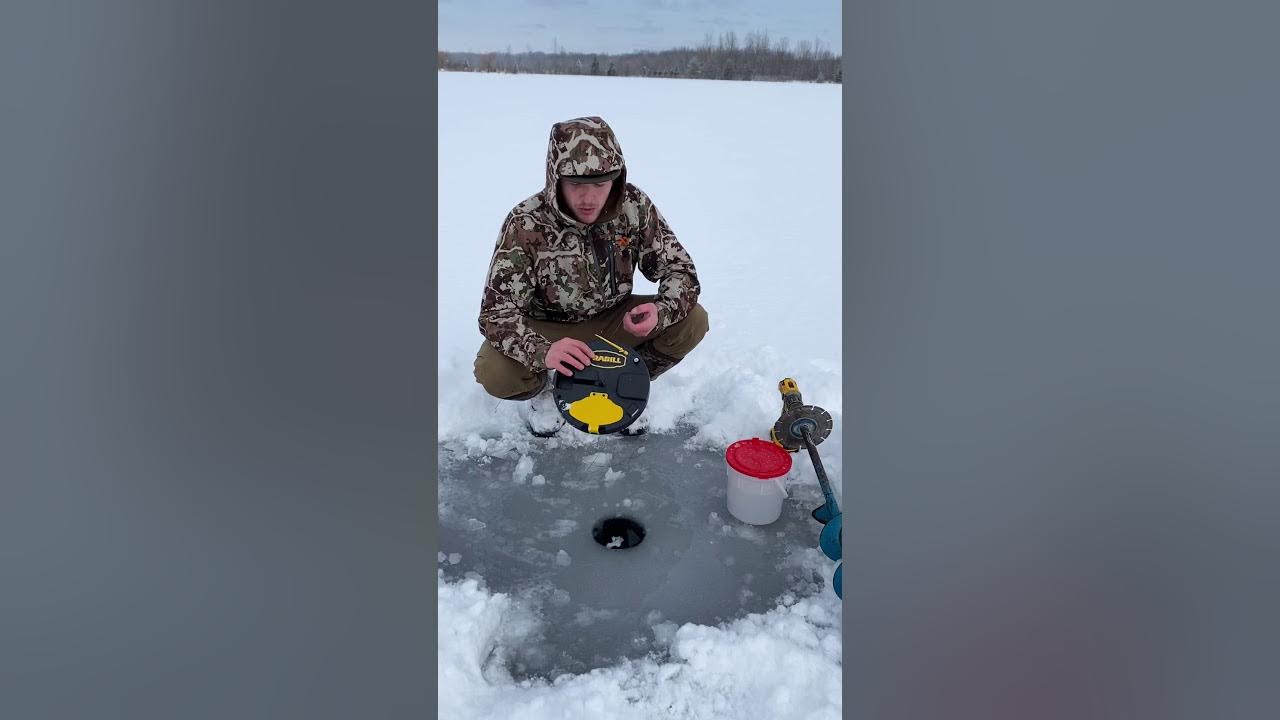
[573,607,619,626]
[512,454,534,484]
[648,613,680,646]
[530,474,546,486]
[547,519,577,538]
[448,552,462,565]
[555,550,571,566]
[581,452,613,468]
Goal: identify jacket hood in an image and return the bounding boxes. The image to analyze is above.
[544,116,628,225]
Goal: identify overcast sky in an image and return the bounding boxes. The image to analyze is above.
[438,0,841,55]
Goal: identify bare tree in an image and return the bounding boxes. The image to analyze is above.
[438,30,841,84]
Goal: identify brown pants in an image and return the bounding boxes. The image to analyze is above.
[474,295,709,400]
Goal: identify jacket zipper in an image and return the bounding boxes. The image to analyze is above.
[586,227,618,296]
[607,235,618,295]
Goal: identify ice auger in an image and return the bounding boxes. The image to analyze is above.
[771,378,842,599]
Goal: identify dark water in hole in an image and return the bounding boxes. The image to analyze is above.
[438,429,830,680]
[592,516,646,548]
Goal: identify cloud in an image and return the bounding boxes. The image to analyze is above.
[597,23,665,35]
[640,0,721,9]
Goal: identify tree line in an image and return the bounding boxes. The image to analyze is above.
[438,30,840,83]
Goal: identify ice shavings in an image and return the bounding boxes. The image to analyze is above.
[437,569,841,720]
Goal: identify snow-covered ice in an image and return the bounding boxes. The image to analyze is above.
[438,70,841,719]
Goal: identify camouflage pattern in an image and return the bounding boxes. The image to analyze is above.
[635,341,681,380]
[545,115,626,184]
[479,116,701,371]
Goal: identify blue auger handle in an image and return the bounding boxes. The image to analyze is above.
[819,513,842,563]
[801,427,842,599]
[820,517,842,599]
[821,511,842,599]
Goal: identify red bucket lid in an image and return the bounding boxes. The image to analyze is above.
[725,438,792,480]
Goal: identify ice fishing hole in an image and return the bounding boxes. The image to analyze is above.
[592,516,645,549]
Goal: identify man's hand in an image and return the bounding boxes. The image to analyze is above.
[545,337,594,376]
[622,303,659,338]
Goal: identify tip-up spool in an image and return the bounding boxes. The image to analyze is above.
[552,335,649,434]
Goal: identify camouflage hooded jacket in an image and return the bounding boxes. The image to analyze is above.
[478,116,701,371]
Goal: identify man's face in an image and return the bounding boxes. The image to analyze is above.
[559,178,613,224]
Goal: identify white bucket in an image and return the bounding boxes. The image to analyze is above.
[725,438,793,525]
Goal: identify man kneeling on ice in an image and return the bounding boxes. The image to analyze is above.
[474,116,709,436]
